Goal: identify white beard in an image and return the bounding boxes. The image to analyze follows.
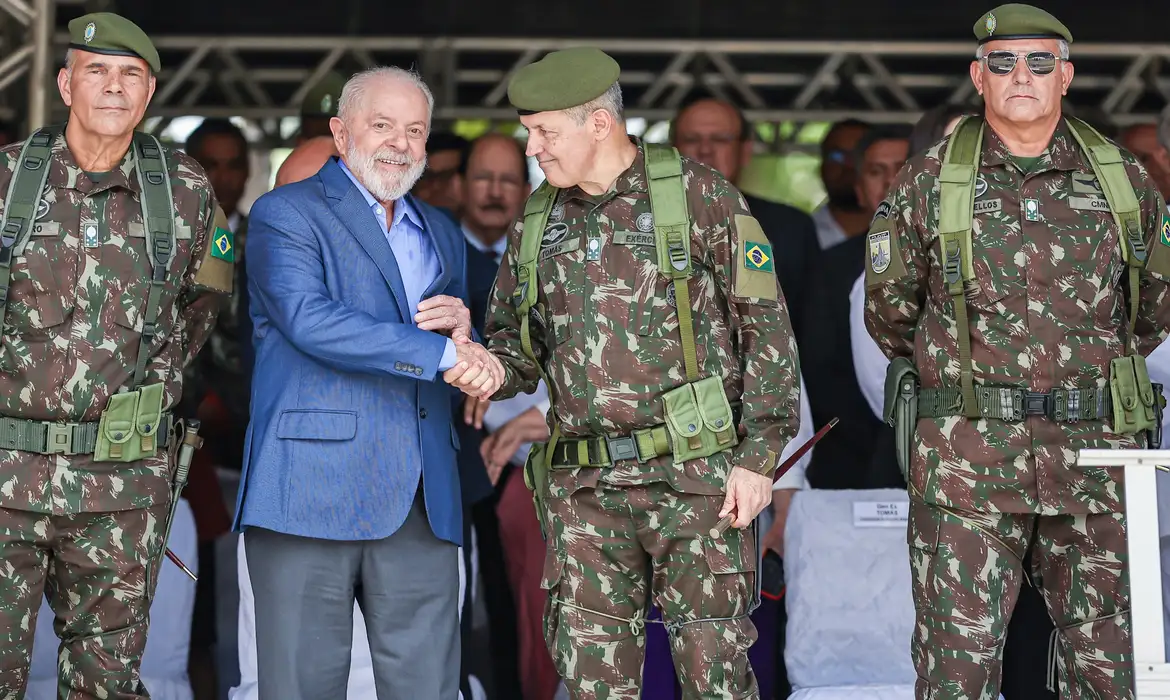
[345,142,427,204]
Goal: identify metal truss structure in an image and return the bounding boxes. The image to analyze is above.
[1,6,1169,144]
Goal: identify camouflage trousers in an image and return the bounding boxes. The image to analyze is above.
[541,482,761,700]
[0,503,168,699]
[908,499,1132,700]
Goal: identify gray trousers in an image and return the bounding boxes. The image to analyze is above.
[244,493,460,699]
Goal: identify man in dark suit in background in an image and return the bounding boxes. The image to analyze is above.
[670,97,821,341]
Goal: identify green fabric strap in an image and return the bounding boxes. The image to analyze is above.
[0,125,59,330]
[130,132,177,390]
[1063,116,1146,356]
[549,425,673,468]
[0,414,170,455]
[643,143,699,383]
[937,116,985,419]
[516,181,562,465]
[918,386,1111,422]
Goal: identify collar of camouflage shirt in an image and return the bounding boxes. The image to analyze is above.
[980,116,1085,174]
[46,129,141,196]
[559,135,649,205]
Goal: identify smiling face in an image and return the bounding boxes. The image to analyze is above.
[519,109,602,189]
[58,49,155,138]
[971,38,1073,128]
[331,74,430,204]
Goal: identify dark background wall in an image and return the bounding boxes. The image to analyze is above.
[104,0,1166,41]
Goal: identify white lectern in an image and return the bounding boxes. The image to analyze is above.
[1077,449,1170,698]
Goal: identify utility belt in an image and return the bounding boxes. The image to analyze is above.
[883,356,1165,482]
[0,383,172,461]
[525,375,739,537]
[916,386,1114,422]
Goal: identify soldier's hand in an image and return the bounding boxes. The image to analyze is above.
[416,295,473,343]
[464,395,491,430]
[719,467,774,529]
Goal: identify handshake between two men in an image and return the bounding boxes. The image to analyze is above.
[415,294,506,399]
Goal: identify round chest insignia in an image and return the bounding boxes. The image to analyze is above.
[550,203,565,223]
[542,222,569,247]
[975,175,989,198]
[636,212,654,233]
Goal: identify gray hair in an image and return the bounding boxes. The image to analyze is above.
[563,82,624,126]
[975,39,1069,60]
[338,66,435,127]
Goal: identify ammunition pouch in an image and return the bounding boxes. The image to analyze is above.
[883,357,919,483]
[661,375,738,465]
[94,383,168,463]
[1109,355,1158,437]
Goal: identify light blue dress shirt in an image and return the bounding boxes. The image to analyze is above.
[339,159,457,371]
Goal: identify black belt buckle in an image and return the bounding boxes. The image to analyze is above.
[1022,391,1050,418]
[605,435,641,464]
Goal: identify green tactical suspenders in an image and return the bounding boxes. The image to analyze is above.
[0,125,178,459]
[925,115,1160,435]
[513,143,739,530]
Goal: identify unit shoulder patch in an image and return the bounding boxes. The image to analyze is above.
[731,214,778,303]
[864,203,909,287]
[193,206,235,295]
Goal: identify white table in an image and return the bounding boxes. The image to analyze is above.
[1077,449,1170,698]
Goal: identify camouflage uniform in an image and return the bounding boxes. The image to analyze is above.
[485,139,800,698]
[865,116,1170,698]
[0,68,227,700]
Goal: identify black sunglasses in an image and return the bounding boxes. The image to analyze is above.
[983,50,1062,76]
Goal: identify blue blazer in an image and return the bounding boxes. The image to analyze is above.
[233,158,466,545]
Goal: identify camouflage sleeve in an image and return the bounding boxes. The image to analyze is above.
[863,163,928,360]
[1133,164,1170,356]
[177,195,228,368]
[485,216,544,400]
[705,186,800,478]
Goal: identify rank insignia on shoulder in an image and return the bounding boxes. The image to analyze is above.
[744,242,773,273]
[871,199,892,228]
[211,227,235,262]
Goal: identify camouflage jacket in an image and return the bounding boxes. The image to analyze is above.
[865,117,1170,515]
[0,131,227,515]
[485,139,800,497]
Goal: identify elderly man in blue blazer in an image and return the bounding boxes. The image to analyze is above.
[234,66,503,700]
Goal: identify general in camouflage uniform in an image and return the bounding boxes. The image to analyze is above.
[481,48,800,698]
[0,13,230,698]
[865,5,1170,699]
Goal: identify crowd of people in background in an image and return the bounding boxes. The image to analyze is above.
[10,65,1167,699]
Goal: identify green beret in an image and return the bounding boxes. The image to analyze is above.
[974,4,1073,44]
[301,72,347,118]
[67,13,160,73]
[507,48,620,115]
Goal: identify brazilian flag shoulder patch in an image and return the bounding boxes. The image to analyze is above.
[743,241,774,273]
[1160,212,1170,248]
[211,227,235,262]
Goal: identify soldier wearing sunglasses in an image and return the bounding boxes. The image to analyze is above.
[865,4,1170,700]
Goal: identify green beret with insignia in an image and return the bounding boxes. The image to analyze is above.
[507,47,621,115]
[67,12,160,73]
[301,71,347,118]
[974,4,1073,44]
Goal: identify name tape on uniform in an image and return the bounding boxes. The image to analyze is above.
[852,500,909,528]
